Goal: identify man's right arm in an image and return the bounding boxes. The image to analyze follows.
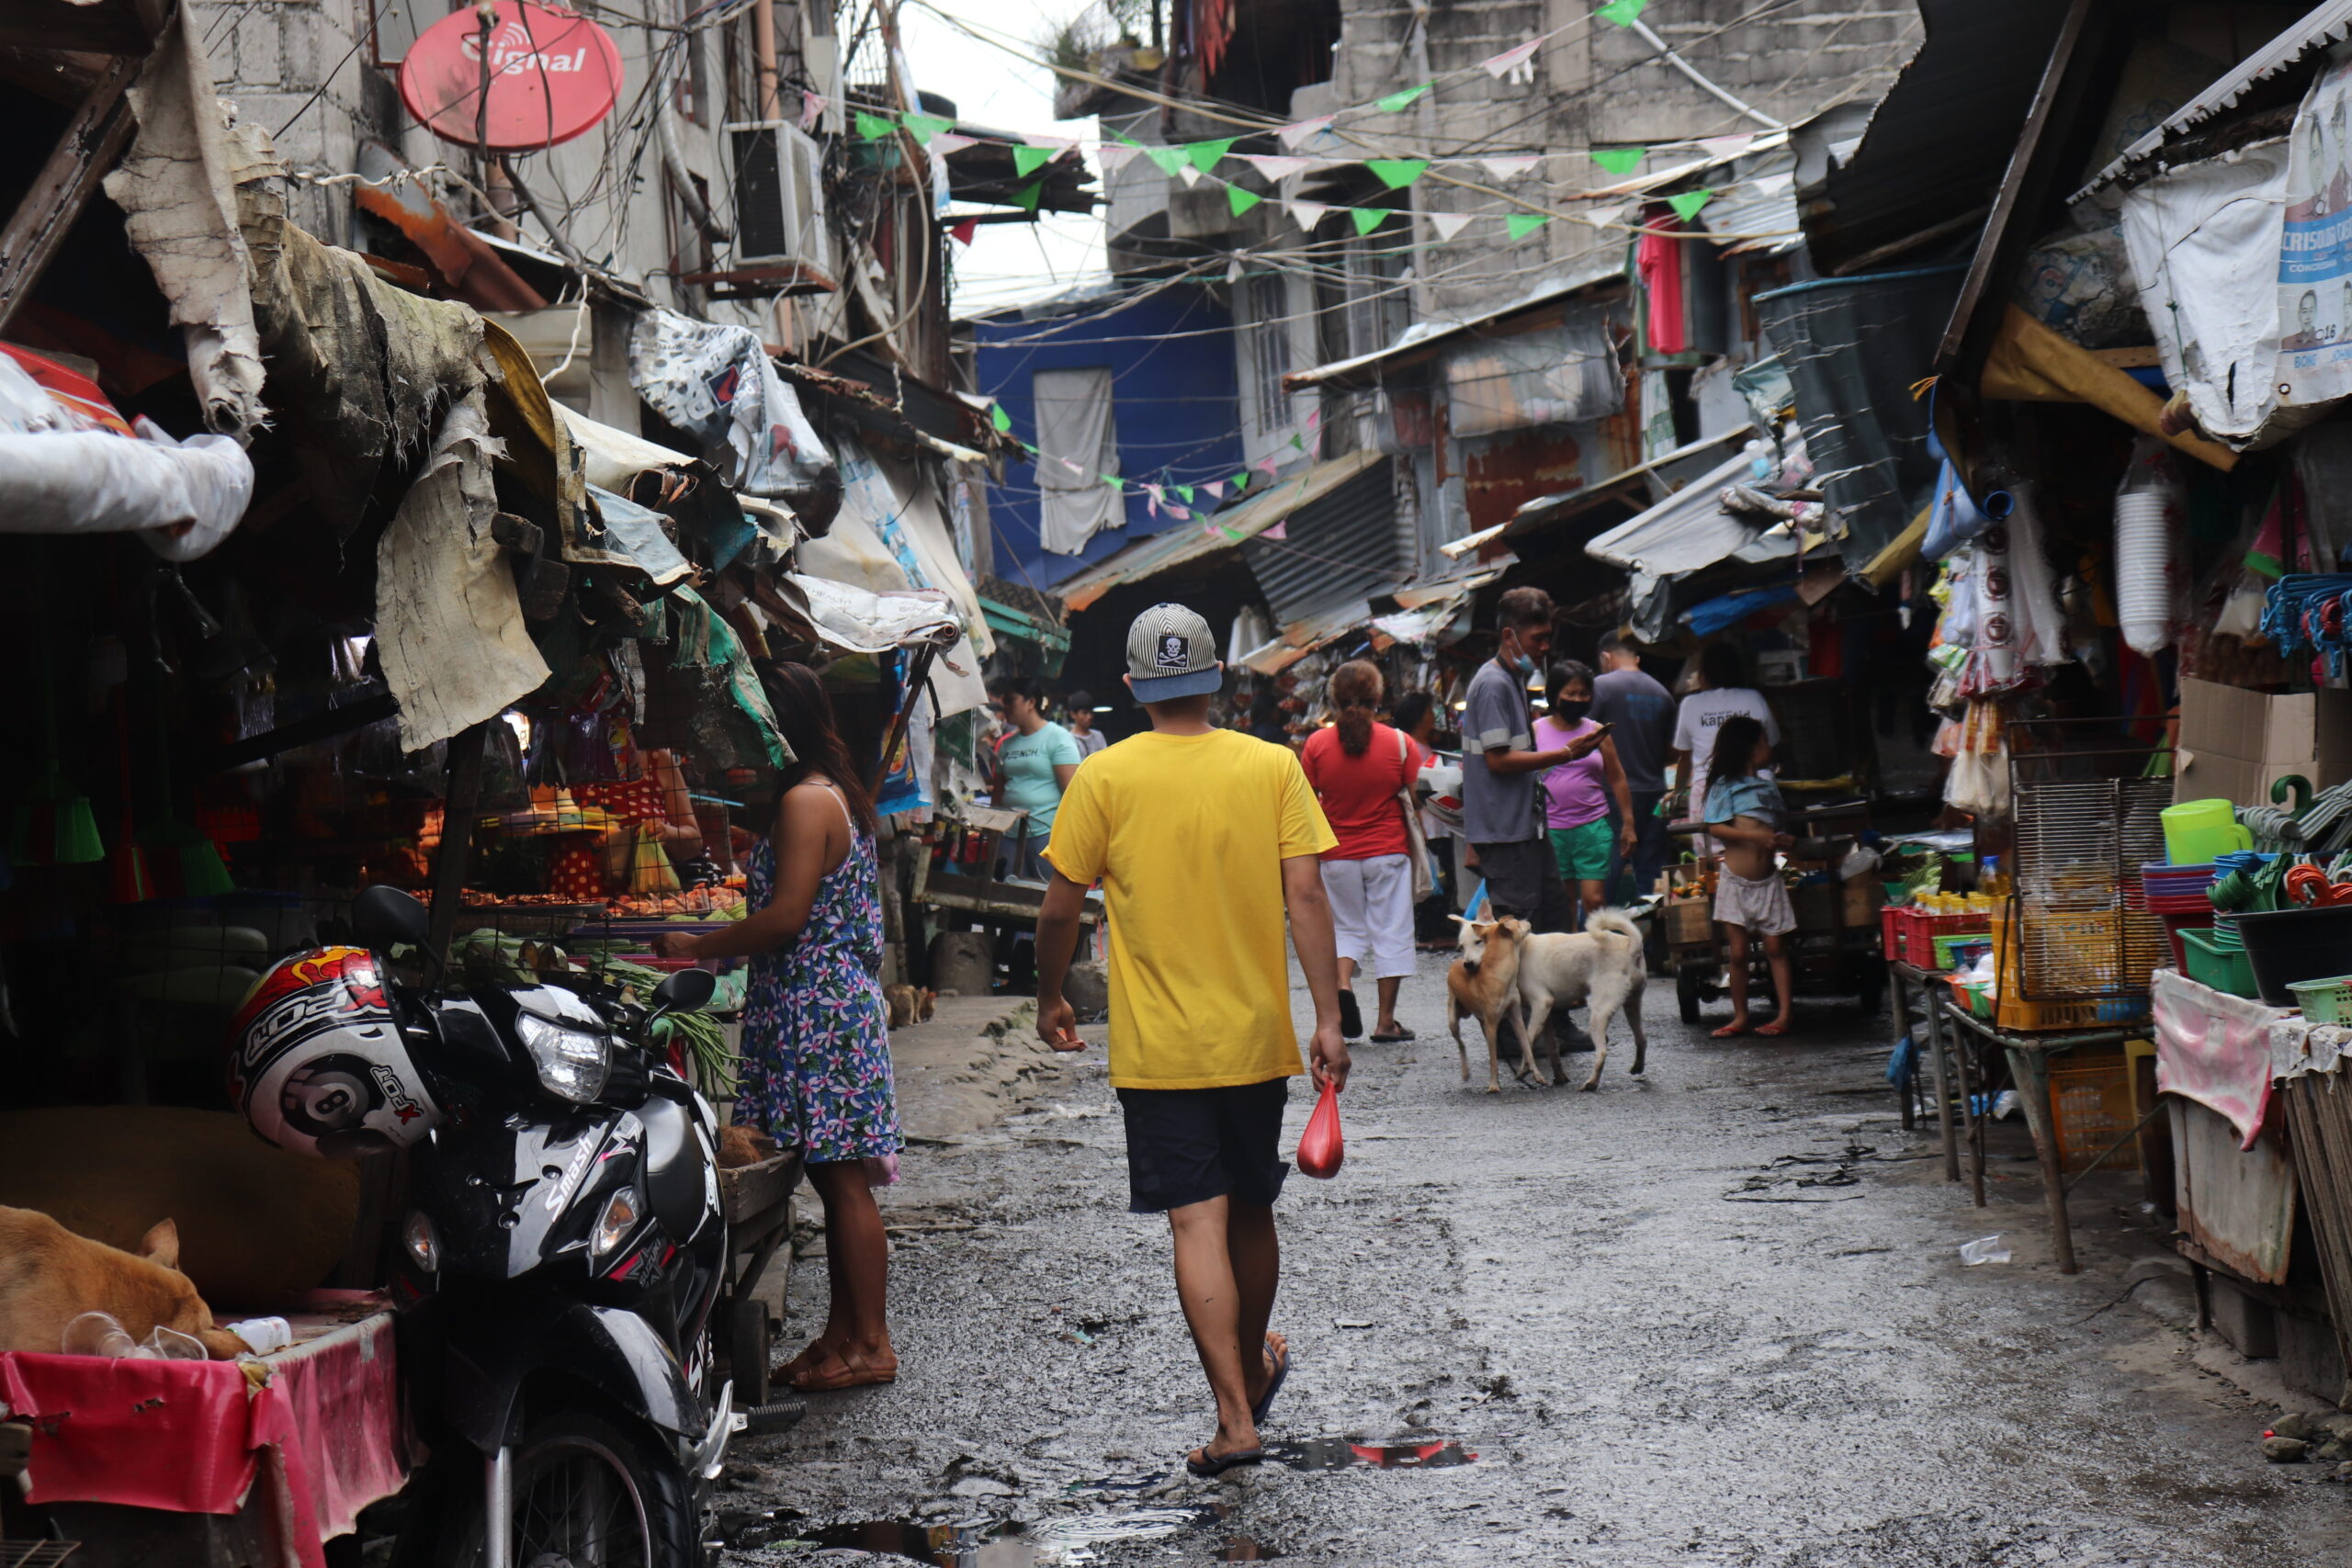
[1034,873,1091,1052]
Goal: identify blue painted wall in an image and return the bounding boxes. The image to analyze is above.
[973,285,1247,592]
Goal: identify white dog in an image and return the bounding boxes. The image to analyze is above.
[1509,909,1651,1092]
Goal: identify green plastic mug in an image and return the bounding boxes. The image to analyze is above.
[2162,798,2253,865]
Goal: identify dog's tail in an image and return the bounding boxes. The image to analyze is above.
[1587,909,1642,942]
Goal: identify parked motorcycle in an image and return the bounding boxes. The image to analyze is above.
[229,886,734,1566]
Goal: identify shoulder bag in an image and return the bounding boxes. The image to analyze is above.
[1393,728,1435,902]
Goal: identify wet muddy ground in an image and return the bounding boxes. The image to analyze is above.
[722,956,2352,1565]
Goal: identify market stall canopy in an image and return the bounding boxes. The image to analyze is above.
[1441,426,1747,560]
[1056,448,1384,612]
[2082,0,2352,195]
[1585,450,1799,578]
[1795,0,2072,276]
[777,573,989,719]
[556,402,700,494]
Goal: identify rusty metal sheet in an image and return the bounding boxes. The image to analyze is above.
[2170,1095,2297,1284]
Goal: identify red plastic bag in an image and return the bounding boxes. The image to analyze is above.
[1296,1077,1343,1179]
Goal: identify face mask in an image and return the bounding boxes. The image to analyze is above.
[1504,633,1536,676]
[1555,700,1591,724]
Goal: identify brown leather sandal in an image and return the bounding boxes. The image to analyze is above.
[787,1348,898,1392]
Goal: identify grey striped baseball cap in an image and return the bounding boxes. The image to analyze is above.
[1125,603,1225,701]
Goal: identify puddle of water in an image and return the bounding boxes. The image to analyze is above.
[1269,1437,1476,1471]
[768,1510,1277,1563]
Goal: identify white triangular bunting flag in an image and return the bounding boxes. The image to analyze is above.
[1697,134,1756,159]
[1096,141,1140,174]
[1177,162,1204,187]
[1241,153,1312,181]
[1276,115,1335,151]
[1428,210,1474,242]
[931,132,976,153]
[1480,155,1542,182]
[1289,199,1329,231]
[1480,39,1541,78]
[1227,255,1244,284]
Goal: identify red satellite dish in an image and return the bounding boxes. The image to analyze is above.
[399,2,624,152]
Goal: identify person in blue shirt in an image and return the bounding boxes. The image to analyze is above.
[1702,715,1795,1038]
[990,676,1082,880]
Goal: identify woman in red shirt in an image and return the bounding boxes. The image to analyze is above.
[1300,660,1419,1043]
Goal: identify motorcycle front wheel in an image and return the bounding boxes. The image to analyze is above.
[400,1407,701,1568]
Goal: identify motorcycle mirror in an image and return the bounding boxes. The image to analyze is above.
[352,885,431,951]
[650,967,718,1014]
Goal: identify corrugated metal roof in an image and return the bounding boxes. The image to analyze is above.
[1243,457,1399,623]
[1584,450,1799,577]
[1057,449,1384,612]
[2084,0,2352,193]
[1801,0,2071,276]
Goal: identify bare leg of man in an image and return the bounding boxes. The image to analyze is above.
[1168,1195,1279,1461]
[1373,976,1405,1036]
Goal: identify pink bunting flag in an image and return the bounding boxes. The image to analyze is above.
[1697,133,1756,159]
[1288,199,1329,231]
[1241,153,1312,181]
[1096,141,1140,174]
[932,132,977,153]
[1480,155,1542,182]
[1277,115,1335,151]
[1481,39,1541,79]
[1263,520,1288,540]
[1253,456,1281,477]
[1305,406,1323,432]
[1167,504,1191,521]
[1428,210,1474,242]
[1203,480,1226,499]
[799,91,825,131]
[1059,457,1086,475]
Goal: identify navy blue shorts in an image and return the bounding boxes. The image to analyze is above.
[1115,1077,1292,1214]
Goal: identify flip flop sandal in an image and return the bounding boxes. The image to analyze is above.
[1250,1337,1291,1426]
[1754,1022,1792,1038]
[1185,1446,1265,1479]
[788,1350,899,1393]
[1369,1027,1416,1043]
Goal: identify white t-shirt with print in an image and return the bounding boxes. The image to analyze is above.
[1672,687,1780,808]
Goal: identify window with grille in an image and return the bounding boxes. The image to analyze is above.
[1248,274,1292,435]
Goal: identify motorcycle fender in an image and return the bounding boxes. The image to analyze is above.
[435,1298,705,1455]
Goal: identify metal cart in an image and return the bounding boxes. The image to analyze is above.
[715,1148,803,1408]
[1664,800,1887,1025]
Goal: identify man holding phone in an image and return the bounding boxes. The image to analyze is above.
[1533,659,1634,925]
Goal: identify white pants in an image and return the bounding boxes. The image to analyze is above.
[1321,853,1417,979]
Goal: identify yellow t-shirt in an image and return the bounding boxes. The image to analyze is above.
[1044,728,1337,1089]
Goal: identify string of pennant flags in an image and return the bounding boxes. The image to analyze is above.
[808,0,1757,242]
[986,399,1329,538]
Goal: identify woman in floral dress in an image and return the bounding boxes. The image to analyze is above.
[655,660,902,1391]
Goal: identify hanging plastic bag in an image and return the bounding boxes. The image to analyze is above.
[1296,1077,1344,1179]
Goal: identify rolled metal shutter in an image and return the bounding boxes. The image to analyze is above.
[1241,456,1398,624]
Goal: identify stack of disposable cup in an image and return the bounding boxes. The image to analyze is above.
[2114,489,2173,654]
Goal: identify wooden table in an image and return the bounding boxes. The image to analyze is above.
[913,806,1103,930]
[1931,996,2142,1274]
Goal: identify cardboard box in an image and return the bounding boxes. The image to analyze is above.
[2173,678,2352,807]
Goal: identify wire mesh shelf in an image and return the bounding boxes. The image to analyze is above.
[2007,728,2172,1001]
[0,1541,81,1568]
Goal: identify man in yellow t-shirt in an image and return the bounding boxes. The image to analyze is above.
[1035,603,1349,1483]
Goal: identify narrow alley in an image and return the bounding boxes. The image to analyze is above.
[721,963,2352,1566]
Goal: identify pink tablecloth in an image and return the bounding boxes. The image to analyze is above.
[0,1306,403,1568]
[2153,966,2278,1148]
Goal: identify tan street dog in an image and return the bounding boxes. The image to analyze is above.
[1511,909,1651,1092]
[0,1207,249,1358]
[1446,916,1533,1093]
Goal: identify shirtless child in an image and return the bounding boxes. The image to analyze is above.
[1702,715,1794,1038]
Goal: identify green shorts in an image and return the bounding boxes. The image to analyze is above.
[1547,818,1612,882]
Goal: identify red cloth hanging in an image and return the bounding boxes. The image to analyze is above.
[1635,213,1688,355]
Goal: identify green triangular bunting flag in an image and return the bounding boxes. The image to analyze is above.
[854,110,897,141]
[990,402,1012,433]
[1666,188,1713,222]
[1187,138,1238,173]
[903,113,952,145]
[1365,158,1429,190]
[1231,472,1250,490]
[1228,186,1264,218]
[1589,147,1645,175]
[1012,182,1043,213]
[1176,485,1195,504]
[1013,144,1057,177]
[1377,82,1431,113]
[1102,474,1124,490]
[1145,144,1190,177]
[1595,0,1646,25]
[1351,206,1392,236]
[1506,212,1550,240]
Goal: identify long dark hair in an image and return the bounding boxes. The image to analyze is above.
[758,660,877,835]
[1329,660,1383,757]
[1705,713,1768,795]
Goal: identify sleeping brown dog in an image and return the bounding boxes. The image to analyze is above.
[0,1206,250,1359]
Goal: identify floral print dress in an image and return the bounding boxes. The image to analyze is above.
[734,789,903,1171]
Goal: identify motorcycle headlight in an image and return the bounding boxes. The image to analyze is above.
[515,1012,611,1103]
[592,1186,639,1259]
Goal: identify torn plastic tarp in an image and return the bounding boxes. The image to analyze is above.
[102,11,266,438]
[375,392,550,751]
[628,309,841,526]
[557,402,697,493]
[825,437,994,660]
[779,574,988,718]
[1585,451,1795,577]
[0,350,252,559]
[588,486,693,586]
[665,586,789,769]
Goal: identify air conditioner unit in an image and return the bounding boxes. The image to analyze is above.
[726,120,838,294]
